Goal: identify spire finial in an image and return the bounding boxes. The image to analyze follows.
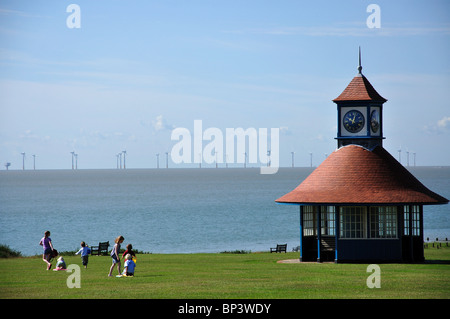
[358,46,362,74]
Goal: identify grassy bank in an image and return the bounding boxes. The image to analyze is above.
[0,246,449,299]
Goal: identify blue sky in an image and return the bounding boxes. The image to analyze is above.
[0,0,449,169]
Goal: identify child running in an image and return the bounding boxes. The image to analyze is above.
[75,241,91,269]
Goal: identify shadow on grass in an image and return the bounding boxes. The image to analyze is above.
[129,274,165,278]
[422,259,450,264]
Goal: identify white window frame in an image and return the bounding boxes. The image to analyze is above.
[369,206,397,238]
[403,205,421,237]
[340,206,367,239]
[303,206,315,236]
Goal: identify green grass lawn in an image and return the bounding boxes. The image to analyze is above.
[1,246,449,299]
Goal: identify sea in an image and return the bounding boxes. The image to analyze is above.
[1,167,449,257]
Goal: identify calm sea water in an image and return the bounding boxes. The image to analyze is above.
[0,167,449,256]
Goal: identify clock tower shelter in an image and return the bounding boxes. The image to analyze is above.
[276,49,448,263]
[333,49,387,149]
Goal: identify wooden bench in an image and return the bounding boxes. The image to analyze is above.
[270,244,287,253]
[90,241,110,256]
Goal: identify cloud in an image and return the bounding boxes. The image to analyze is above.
[0,8,33,17]
[0,7,51,18]
[423,116,450,134]
[279,126,292,136]
[65,129,136,150]
[314,134,325,141]
[152,115,175,132]
[225,23,450,37]
[437,116,450,129]
[19,129,50,142]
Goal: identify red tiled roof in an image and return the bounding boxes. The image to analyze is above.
[275,145,448,205]
[333,74,387,103]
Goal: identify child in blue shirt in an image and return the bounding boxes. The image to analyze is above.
[75,241,91,269]
[123,253,136,276]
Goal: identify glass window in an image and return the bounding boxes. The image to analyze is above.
[302,206,336,237]
[369,207,397,238]
[403,205,410,236]
[303,206,315,236]
[403,205,421,236]
[340,207,366,238]
[321,206,335,236]
[412,206,420,236]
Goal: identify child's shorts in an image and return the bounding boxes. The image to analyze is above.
[111,255,120,264]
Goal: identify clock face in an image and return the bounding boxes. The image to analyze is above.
[343,110,365,133]
[370,110,380,133]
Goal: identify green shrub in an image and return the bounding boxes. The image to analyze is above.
[220,249,251,254]
[0,245,22,258]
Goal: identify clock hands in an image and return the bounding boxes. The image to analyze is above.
[346,113,356,124]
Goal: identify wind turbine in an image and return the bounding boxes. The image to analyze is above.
[32,154,36,170]
[215,151,218,168]
[291,152,295,168]
[21,152,25,170]
[70,151,75,169]
[156,153,160,169]
[122,150,127,169]
[75,154,78,169]
[165,152,168,169]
